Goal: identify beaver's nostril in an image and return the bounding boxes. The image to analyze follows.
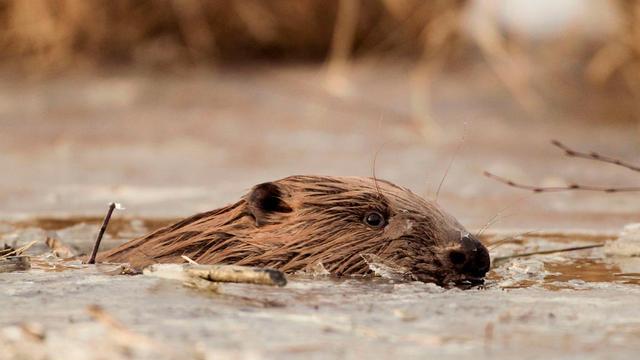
[452,234,491,278]
[449,250,467,265]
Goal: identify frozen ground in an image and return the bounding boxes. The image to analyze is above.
[1,63,640,359]
[2,263,640,360]
[1,222,640,360]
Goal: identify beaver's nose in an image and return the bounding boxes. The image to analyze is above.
[447,234,491,278]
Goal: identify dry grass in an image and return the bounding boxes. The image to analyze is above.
[0,240,37,260]
[586,1,640,98]
[0,0,469,70]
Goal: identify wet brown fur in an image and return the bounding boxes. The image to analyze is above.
[99,176,479,283]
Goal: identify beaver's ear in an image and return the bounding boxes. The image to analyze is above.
[246,182,293,226]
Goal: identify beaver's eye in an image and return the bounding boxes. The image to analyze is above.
[363,212,385,228]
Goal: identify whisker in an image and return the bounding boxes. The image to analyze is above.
[434,121,467,203]
[486,229,541,250]
[475,194,533,238]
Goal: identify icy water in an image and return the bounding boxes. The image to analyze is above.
[2,218,640,359]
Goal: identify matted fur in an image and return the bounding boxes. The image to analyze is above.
[99,175,486,284]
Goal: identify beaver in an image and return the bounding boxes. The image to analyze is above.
[99,176,490,285]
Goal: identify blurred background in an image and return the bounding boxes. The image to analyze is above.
[1,0,640,231]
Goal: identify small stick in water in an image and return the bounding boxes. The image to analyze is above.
[88,202,119,264]
[492,244,604,267]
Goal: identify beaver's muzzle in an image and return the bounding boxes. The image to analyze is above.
[447,233,491,283]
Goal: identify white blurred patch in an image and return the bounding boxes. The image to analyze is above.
[605,223,640,257]
[467,0,617,39]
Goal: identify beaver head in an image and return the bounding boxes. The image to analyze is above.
[100,176,490,285]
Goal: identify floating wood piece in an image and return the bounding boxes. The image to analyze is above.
[0,256,31,273]
[186,264,287,286]
[143,263,287,287]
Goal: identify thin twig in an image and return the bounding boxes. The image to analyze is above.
[493,244,603,266]
[88,203,116,264]
[484,171,640,193]
[492,244,604,268]
[551,139,640,173]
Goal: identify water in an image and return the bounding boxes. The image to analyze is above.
[1,218,640,359]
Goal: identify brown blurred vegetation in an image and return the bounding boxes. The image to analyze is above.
[2,0,640,122]
[0,0,467,70]
[587,0,640,97]
[1,0,637,83]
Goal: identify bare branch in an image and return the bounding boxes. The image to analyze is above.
[551,139,640,173]
[483,171,640,193]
